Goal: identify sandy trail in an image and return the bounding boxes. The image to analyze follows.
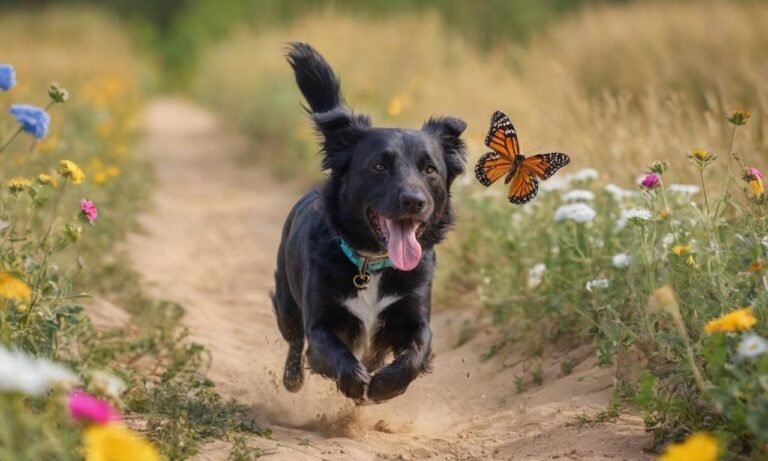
[128,98,651,460]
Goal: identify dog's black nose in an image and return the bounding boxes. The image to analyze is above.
[400,192,426,214]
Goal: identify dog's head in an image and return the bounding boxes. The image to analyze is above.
[318,107,467,271]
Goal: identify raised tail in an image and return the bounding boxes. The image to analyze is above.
[285,42,343,114]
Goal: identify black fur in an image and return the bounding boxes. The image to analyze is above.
[273,43,467,403]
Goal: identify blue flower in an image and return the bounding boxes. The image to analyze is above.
[0,64,16,91]
[10,104,50,139]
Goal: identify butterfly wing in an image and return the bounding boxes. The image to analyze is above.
[475,111,520,187]
[522,152,571,180]
[484,111,520,158]
[475,151,514,186]
[507,166,539,204]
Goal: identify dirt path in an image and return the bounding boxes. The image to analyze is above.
[129,98,651,460]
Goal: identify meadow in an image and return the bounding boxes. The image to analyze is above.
[2,0,768,460]
[196,1,768,458]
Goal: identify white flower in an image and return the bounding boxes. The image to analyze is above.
[615,207,652,231]
[761,235,768,249]
[554,203,596,223]
[540,175,571,192]
[586,278,610,292]
[90,370,127,400]
[571,168,599,182]
[738,334,768,358]
[668,184,700,195]
[561,189,595,202]
[604,183,638,201]
[612,253,632,268]
[527,263,546,289]
[0,345,79,395]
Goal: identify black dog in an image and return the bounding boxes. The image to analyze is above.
[272,43,467,403]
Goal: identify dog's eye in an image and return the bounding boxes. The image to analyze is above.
[372,163,387,172]
[425,164,438,175]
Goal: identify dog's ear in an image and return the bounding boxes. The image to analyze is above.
[422,116,467,185]
[313,108,371,171]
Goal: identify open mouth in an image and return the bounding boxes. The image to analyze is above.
[367,209,426,272]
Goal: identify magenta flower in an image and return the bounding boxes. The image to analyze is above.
[68,391,120,424]
[748,167,764,180]
[79,199,98,224]
[640,173,661,189]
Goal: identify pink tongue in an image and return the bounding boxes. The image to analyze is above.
[385,219,422,271]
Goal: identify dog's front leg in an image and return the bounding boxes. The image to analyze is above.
[306,325,370,401]
[367,319,432,403]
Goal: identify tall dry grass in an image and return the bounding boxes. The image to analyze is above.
[195,1,768,184]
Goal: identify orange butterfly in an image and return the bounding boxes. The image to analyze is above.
[475,111,570,204]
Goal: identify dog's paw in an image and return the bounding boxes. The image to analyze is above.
[283,346,305,393]
[367,365,412,403]
[337,362,370,400]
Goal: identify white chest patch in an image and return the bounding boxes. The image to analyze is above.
[342,273,401,360]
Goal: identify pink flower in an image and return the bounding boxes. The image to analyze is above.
[79,199,98,224]
[748,167,764,180]
[68,391,120,425]
[640,173,661,189]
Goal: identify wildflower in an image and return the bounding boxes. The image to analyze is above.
[387,94,410,117]
[48,82,69,103]
[686,255,696,267]
[586,278,609,292]
[0,64,16,91]
[737,333,768,358]
[65,223,83,243]
[668,184,700,195]
[80,199,99,224]
[36,173,57,187]
[648,161,668,176]
[0,345,78,395]
[672,244,691,256]
[639,173,660,189]
[69,391,120,425]
[762,236,768,249]
[647,285,679,316]
[658,433,718,461]
[9,104,50,139]
[561,189,595,202]
[704,307,757,334]
[89,371,127,401]
[59,160,85,183]
[612,253,632,268]
[688,149,716,168]
[83,423,161,461]
[553,203,596,223]
[659,208,672,219]
[746,261,766,273]
[727,110,751,126]
[571,168,598,182]
[604,183,638,201]
[7,177,31,194]
[615,208,652,232]
[744,167,765,198]
[0,272,31,302]
[527,263,546,289]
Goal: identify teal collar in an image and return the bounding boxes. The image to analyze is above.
[340,239,393,272]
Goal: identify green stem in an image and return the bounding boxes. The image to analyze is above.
[0,127,23,154]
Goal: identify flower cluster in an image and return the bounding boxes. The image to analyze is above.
[10,104,51,139]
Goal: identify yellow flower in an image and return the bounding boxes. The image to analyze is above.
[387,94,410,117]
[0,273,32,303]
[672,244,691,256]
[686,255,696,267]
[36,174,58,187]
[58,160,85,184]
[704,307,757,334]
[727,110,751,126]
[83,423,160,461]
[747,261,766,273]
[7,177,31,194]
[659,208,672,219]
[658,433,718,461]
[748,179,764,197]
[689,149,711,161]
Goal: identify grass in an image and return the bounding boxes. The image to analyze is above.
[0,7,267,460]
[195,1,768,457]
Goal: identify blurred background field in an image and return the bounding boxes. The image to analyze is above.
[3,0,768,458]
